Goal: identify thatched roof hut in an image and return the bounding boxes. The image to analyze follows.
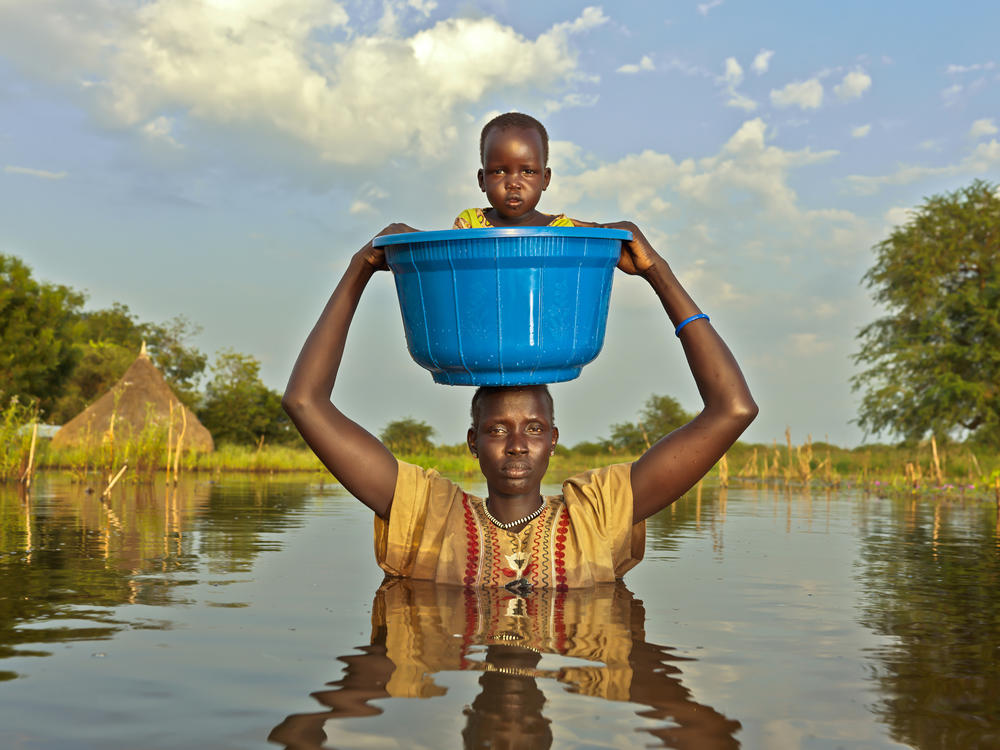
[52,345,214,452]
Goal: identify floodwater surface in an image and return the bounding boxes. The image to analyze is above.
[1,475,998,749]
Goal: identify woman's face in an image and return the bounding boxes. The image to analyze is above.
[467,388,558,499]
[477,127,551,226]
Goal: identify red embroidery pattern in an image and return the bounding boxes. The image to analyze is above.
[554,505,570,591]
[461,493,481,586]
[462,496,567,590]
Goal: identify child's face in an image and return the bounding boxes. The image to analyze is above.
[477,127,551,225]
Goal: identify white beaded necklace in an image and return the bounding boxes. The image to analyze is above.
[483,499,545,530]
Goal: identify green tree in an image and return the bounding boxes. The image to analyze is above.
[198,350,291,445]
[852,180,1000,444]
[144,315,207,408]
[380,417,435,455]
[609,393,693,453]
[50,305,207,422]
[0,255,84,416]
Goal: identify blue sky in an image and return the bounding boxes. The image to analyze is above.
[1,0,997,447]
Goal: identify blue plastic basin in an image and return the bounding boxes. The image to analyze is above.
[373,226,632,385]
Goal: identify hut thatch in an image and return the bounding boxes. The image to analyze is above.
[52,345,214,452]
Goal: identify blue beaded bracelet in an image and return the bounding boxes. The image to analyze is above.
[675,313,709,337]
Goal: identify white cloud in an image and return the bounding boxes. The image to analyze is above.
[814,302,837,319]
[848,138,1000,194]
[751,49,774,75]
[719,56,754,110]
[551,118,839,229]
[142,116,181,148]
[698,0,724,15]
[349,200,374,214]
[4,165,68,180]
[617,55,655,74]
[833,70,871,100]
[726,92,757,111]
[850,124,871,138]
[884,206,912,226]
[723,57,743,87]
[0,2,605,167]
[770,79,823,110]
[946,61,996,74]
[789,333,832,356]
[970,118,998,138]
[544,92,600,113]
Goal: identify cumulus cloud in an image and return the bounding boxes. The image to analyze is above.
[549,118,842,242]
[4,165,68,180]
[0,1,606,167]
[617,55,655,74]
[970,118,998,138]
[833,70,871,100]
[751,49,774,75]
[770,78,823,110]
[851,124,871,138]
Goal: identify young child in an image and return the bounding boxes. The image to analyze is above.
[453,112,576,229]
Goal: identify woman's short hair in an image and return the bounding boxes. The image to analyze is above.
[470,385,555,431]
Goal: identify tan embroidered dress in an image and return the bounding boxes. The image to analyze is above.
[375,461,645,589]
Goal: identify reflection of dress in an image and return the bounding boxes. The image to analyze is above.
[269,580,742,749]
[452,207,575,228]
[376,462,645,588]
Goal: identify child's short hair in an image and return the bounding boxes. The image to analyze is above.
[479,112,550,166]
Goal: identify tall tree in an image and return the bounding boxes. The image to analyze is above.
[198,350,291,445]
[0,255,84,416]
[379,417,435,455]
[852,180,1000,444]
[610,393,693,454]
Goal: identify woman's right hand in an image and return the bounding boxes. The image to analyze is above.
[358,223,418,271]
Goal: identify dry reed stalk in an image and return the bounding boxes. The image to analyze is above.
[995,476,999,509]
[785,427,793,476]
[103,464,128,498]
[796,436,813,482]
[166,401,174,484]
[968,450,982,479]
[173,408,187,484]
[20,422,38,489]
[930,434,943,485]
[718,453,729,487]
[738,448,757,478]
[638,422,651,452]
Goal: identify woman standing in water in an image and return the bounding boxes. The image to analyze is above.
[282,216,757,589]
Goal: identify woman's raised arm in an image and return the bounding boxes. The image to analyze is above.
[282,224,416,519]
[603,221,758,523]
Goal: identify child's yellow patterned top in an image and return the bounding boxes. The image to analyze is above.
[452,207,575,228]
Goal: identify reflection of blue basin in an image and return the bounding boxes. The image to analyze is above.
[373,227,632,386]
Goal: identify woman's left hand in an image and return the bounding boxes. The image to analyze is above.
[601,220,661,275]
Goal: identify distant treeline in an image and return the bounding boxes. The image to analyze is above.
[1,253,295,447]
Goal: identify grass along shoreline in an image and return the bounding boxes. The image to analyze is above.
[13,437,1000,504]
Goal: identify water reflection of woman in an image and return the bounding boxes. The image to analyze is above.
[269,580,741,749]
[283,222,757,588]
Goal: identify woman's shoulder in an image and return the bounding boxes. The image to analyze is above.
[561,462,633,501]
